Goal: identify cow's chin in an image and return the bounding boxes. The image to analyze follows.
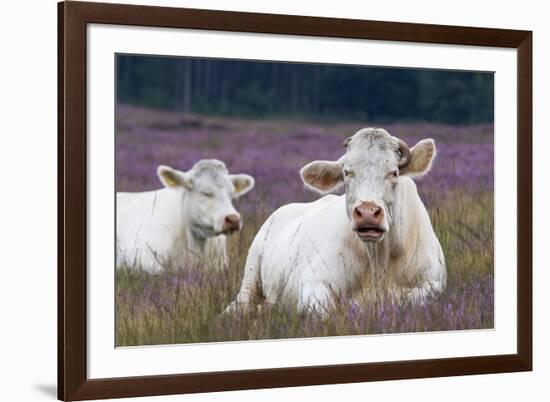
[353,227,386,243]
[191,223,219,239]
[197,225,240,237]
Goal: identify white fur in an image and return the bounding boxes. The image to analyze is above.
[226,128,446,312]
[117,159,254,273]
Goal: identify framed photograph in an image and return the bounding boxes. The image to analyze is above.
[58,1,532,400]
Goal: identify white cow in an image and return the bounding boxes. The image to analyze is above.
[117,159,255,272]
[226,128,446,313]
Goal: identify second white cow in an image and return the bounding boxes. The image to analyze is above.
[226,128,446,313]
[117,159,255,272]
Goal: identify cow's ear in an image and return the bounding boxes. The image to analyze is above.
[300,160,343,194]
[157,165,193,190]
[230,174,255,198]
[400,139,436,178]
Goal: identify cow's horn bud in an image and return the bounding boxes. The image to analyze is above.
[397,139,412,168]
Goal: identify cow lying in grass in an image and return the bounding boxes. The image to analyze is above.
[226,128,446,313]
[117,159,255,273]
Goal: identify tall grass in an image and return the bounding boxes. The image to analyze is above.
[115,105,494,346]
[116,189,493,346]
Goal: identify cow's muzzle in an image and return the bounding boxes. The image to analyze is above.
[221,213,241,234]
[352,201,386,241]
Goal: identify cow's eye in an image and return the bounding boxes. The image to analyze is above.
[200,191,214,198]
[344,169,354,178]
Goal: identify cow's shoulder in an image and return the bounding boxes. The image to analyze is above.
[266,195,347,246]
[397,175,418,195]
[395,176,424,215]
[117,189,178,227]
[116,191,144,213]
[270,194,342,222]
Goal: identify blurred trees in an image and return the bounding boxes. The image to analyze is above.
[117,55,493,124]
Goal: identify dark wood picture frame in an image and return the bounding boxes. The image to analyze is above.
[58,1,532,400]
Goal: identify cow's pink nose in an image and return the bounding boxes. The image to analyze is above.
[353,202,384,227]
[223,214,241,232]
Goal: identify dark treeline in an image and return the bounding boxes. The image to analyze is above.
[117,55,494,124]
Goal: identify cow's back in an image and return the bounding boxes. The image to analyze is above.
[116,189,178,271]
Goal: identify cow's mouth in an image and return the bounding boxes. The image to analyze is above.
[354,226,385,241]
[221,227,239,235]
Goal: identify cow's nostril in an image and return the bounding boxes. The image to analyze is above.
[354,202,384,224]
[225,214,240,226]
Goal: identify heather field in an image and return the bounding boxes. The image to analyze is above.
[115,104,494,346]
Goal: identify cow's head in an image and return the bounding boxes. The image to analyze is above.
[300,128,436,243]
[157,159,254,238]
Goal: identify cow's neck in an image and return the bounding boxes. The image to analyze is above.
[186,229,207,253]
[174,190,208,257]
[370,178,422,270]
[362,236,391,278]
[357,197,407,282]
